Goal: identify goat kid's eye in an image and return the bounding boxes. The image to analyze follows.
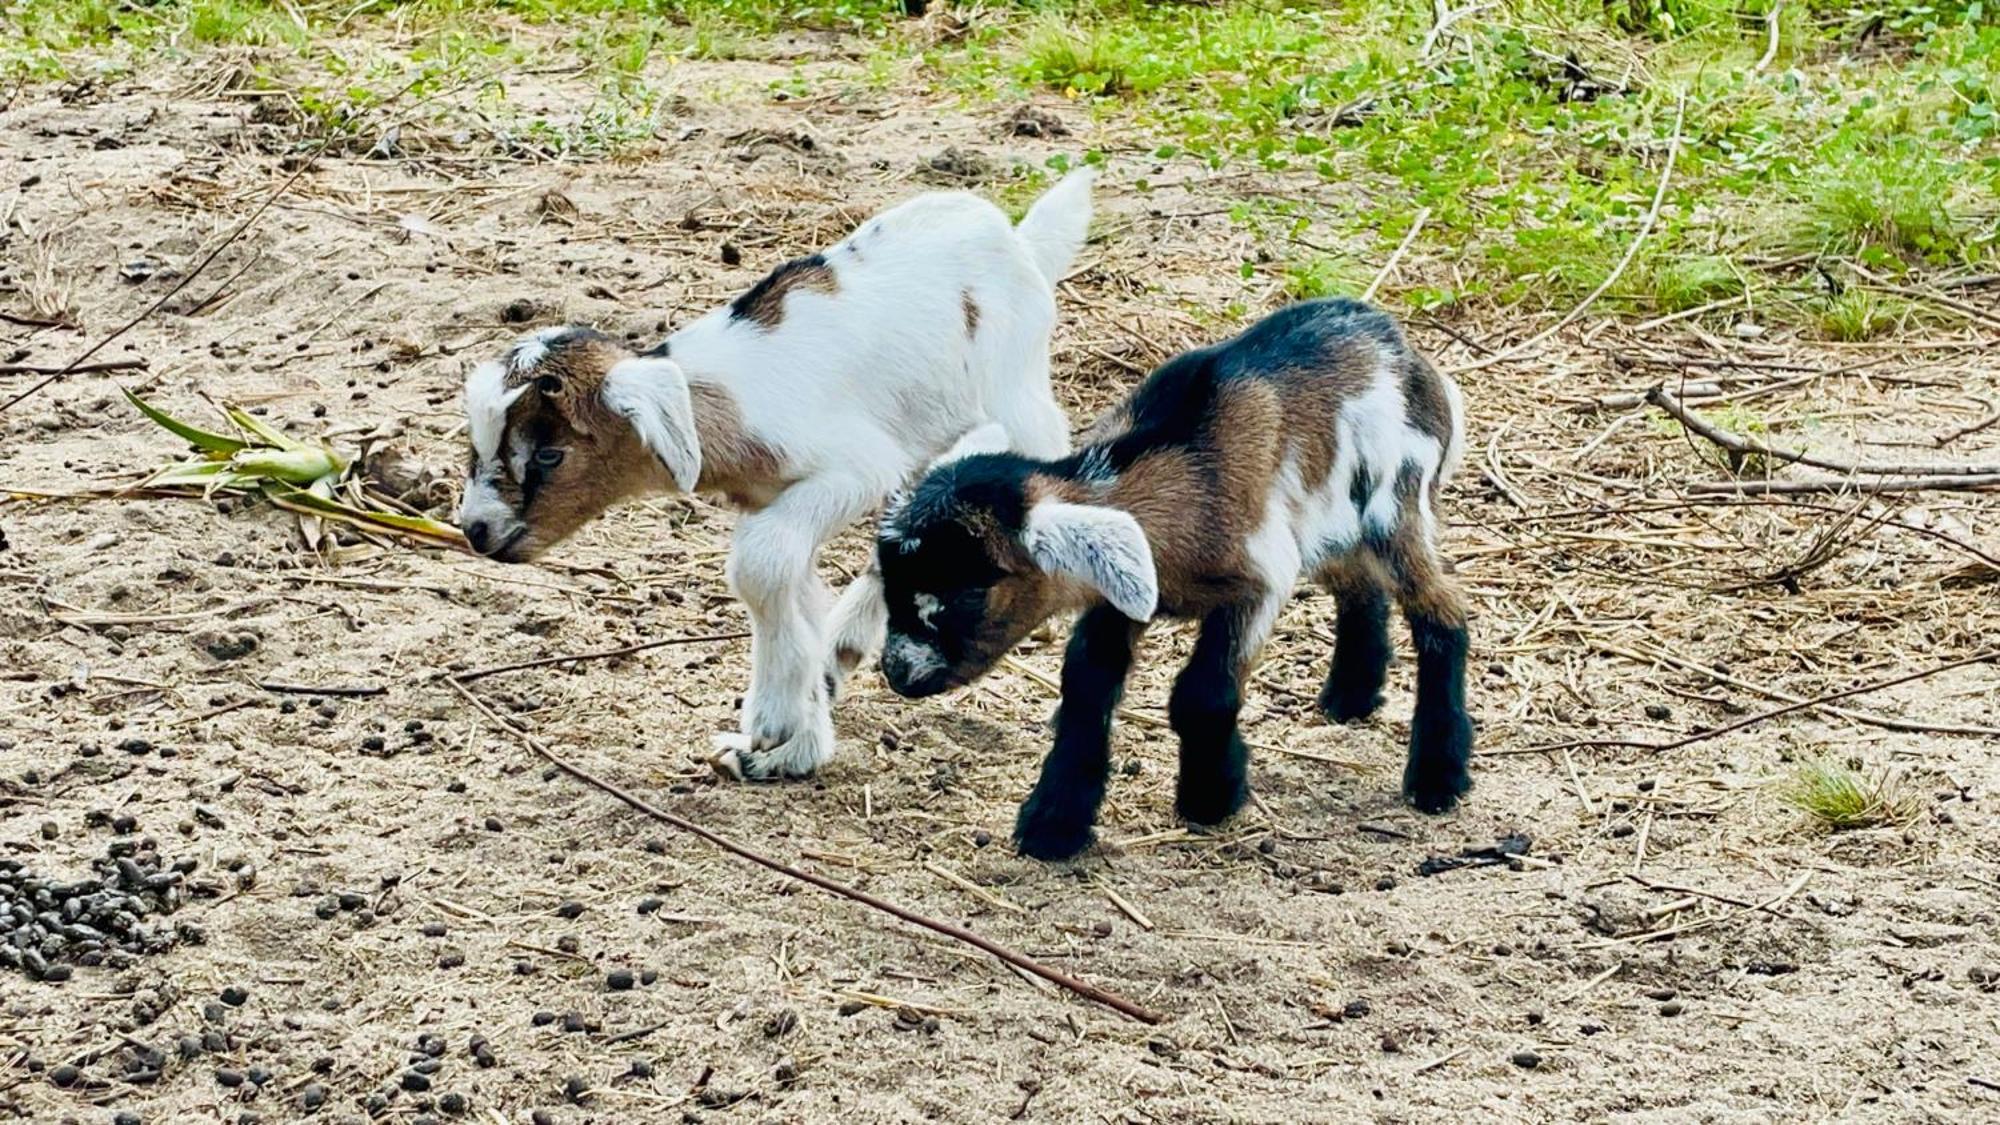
[533,447,566,469]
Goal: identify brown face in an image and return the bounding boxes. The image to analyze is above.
[459,328,659,562]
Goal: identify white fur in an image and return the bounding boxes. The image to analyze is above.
[465,361,527,464]
[928,420,1013,470]
[1023,499,1159,622]
[601,356,702,493]
[1226,351,1458,662]
[631,171,1096,778]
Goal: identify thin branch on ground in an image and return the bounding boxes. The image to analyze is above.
[1505,648,2000,756]
[444,676,1165,1025]
[1649,386,2000,476]
[450,630,751,683]
[1448,90,1686,374]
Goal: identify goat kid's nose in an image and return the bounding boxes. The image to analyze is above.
[464,520,492,554]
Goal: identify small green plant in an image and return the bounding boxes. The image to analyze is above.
[1018,15,1133,97]
[1802,146,1962,259]
[1817,288,1901,342]
[1280,256,1367,301]
[1778,759,1919,832]
[1644,255,1744,313]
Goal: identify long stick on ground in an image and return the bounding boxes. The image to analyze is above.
[450,630,751,683]
[0,148,330,418]
[443,676,1164,1025]
[1507,648,2000,756]
[1447,90,1686,374]
[1650,386,2000,476]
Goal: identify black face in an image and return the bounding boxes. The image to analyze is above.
[874,452,1048,697]
[876,519,1006,698]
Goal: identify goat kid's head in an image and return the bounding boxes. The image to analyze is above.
[459,326,701,562]
[875,424,1159,698]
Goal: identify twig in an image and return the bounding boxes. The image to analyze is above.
[1362,207,1429,301]
[450,631,750,682]
[1933,400,2000,446]
[1412,1046,1470,1074]
[1556,962,1622,1003]
[1755,2,1783,72]
[1518,648,2000,755]
[1684,474,2000,496]
[0,310,68,328]
[1650,387,2000,476]
[1449,91,1685,373]
[0,146,333,418]
[1419,1,1495,61]
[444,676,1164,1025]
[256,680,387,697]
[0,359,148,377]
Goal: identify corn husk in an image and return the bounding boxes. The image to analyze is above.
[117,388,466,554]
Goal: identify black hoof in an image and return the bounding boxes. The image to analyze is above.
[1402,713,1473,814]
[1320,685,1384,724]
[1176,772,1248,827]
[1014,794,1096,861]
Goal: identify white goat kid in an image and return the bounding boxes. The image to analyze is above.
[457,171,1093,780]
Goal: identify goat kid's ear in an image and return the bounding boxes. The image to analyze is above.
[1021,499,1158,621]
[600,356,703,492]
[927,421,1011,471]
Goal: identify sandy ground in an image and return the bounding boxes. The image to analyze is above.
[4,31,1999,1125]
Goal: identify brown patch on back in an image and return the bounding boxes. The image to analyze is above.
[730,254,838,330]
[1402,356,1453,451]
[1277,335,1377,491]
[688,382,788,510]
[961,290,980,338]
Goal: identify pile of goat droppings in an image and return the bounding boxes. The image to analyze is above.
[1,838,203,981]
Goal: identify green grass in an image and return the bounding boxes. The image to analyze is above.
[1778,759,1920,832]
[7,0,1997,331]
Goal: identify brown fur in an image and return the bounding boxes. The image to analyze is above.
[732,257,838,330]
[688,383,788,510]
[1401,356,1453,452]
[495,337,794,556]
[961,290,980,338]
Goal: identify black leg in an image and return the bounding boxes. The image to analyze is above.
[1402,610,1472,813]
[1169,604,1253,827]
[1014,605,1141,861]
[1320,582,1392,723]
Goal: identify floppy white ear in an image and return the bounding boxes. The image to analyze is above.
[928,421,1011,471]
[1022,499,1158,621]
[601,356,702,492]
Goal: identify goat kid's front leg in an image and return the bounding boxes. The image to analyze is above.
[713,477,873,781]
[1170,598,1274,828]
[1014,605,1143,861]
[821,563,885,703]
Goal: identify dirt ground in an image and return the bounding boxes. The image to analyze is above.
[5,32,1999,1125]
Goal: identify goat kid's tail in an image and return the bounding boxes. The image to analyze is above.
[1014,167,1097,289]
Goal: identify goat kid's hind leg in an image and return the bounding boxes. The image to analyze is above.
[713,476,872,781]
[1015,605,1143,861]
[1380,530,1473,813]
[1318,561,1393,724]
[1170,597,1275,828]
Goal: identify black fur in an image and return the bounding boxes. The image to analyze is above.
[1402,615,1472,812]
[1014,606,1141,860]
[1169,605,1252,827]
[1321,585,1392,722]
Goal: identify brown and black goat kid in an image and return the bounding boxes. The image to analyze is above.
[875,299,1471,860]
